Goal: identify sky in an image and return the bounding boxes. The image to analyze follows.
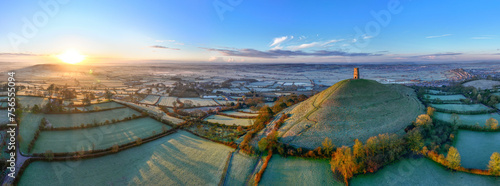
[0,0,500,64]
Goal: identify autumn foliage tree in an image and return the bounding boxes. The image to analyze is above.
[446,147,461,169]
[488,152,500,176]
[331,146,356,185]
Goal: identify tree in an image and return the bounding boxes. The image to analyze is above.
[322,137,334,156]
[258,138,269,152]
[406,129,424,152]
[450,114,461,126]
[353,139,364,159]
[485,118,499,130]
[415,114,432,127]
[331,146,357,184]
[488,152,500,176]
[426,107,436,117]
[104,90,114,100]
[446,147,461,169]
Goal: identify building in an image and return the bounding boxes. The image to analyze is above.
[353,68,359,79]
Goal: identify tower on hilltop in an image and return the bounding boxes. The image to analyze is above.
[353,68,359,79]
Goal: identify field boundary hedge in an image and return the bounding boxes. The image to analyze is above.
[433,108,496,115]
[217,112,257,119]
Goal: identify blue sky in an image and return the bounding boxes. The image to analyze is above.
[0,0,499,63]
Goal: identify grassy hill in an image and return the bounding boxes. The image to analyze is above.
[278,79,424,149]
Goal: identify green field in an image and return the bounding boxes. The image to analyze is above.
[72,101,124,111]
[350,158,500,186]
[44,107,140,128]
[434,112,500,126]
[454,130,500,170]
[430,104,493,112]
[139,95,160,105]
[19,113,46,154]
[222,110,258,117]
[31,117,170,153]
[424,94,466,101]
[259,156,342,186]
[19,131,233,185]
[18,96,48,108]
[204,115,254,126]
[0,110,9,126]
[224,151,258,185]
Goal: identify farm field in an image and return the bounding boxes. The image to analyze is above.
[19,113,46,153]
[31,117,170,153]
[454,130,500,169]
[0,110,9,126]
[71,101,124,111]
[224,151,258,186]
[433,112,500,126]
[114,100,184,125]
[424,94,466,101]
[259,156,342,186]
[204,115,254,126]
[221,110,258,117]
[350,158,500,186]
[18,96,48,108]
[463,80,500,90]
[139,95,160,105]
[430,104,493,112]
[157,96,178,107]
[179,98,219,107]
[44,107,140,128]
[19,131,233,185]
[427,90,448,94]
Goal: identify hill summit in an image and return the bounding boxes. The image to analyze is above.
[278,79,423,149]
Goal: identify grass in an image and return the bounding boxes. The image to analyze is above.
[258,155,342,186]
[139,95,160,105]
[279,79,423,148]
[19,130,233,185]
[454,130,500,170]
[224,151,258,185]
[433,112,500,126]
[221,110,258,117]
[179,98,219,107]
[204,115,254,126]
[463,80,500,90]
[31,117,170,153]
[18,96,48,108]
[71,101,124,111]
[157,96,178,107]
[19,113,46,154]
[44,107,140,128]
[430,104,493,112]
[0,110,9,126]
[424,94,466,101]
[350,158,500,186]
[116,100,184,125]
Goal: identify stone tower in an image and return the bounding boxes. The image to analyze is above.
[353,68,359,79]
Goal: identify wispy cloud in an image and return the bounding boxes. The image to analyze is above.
[151,45,180,50]
[425,34,452,39]
[270,36,292,47]
[411,52,462,59]
[287,42,321,50]
[204,48,382,58]
[493,53,500,55]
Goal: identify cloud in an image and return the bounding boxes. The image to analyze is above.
[150,45,180,50]
[425,34,452,39]
[288,42,321,50]
[323,39,344,46]
[270,36,290,47]
[493,53,500,55]
[0,53,44,56]
[203,48,381,58]
[411,52,462,58]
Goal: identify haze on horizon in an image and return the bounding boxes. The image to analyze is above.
[1,0,500,64]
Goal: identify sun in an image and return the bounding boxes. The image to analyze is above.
[57,49,86,64]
